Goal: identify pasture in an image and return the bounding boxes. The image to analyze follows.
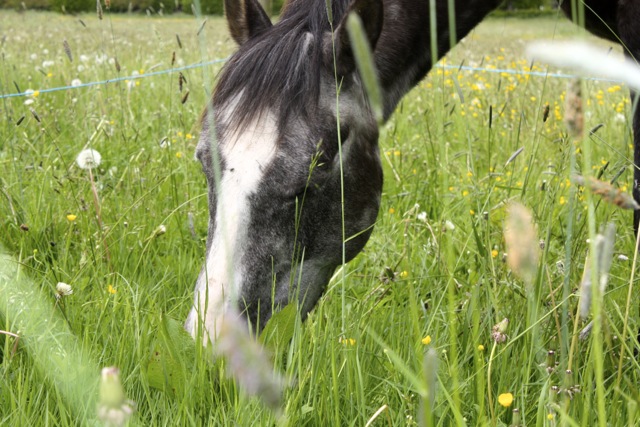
[1,9,639,426]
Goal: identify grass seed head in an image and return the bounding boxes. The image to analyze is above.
[504,202,539,286]
[564,78,583,139]
[573,175,639,210]
[63,39,73,62]
[216,310,285,411]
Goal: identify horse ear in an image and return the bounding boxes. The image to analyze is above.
[329,0,384,76]
[225,0,273,46]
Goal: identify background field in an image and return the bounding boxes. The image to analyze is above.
[1,9,639,426]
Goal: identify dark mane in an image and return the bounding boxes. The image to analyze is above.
[213,0,351,130]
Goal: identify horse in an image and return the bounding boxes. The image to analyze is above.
[185,0,640,343]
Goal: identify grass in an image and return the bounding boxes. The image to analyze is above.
[1,9,639,426]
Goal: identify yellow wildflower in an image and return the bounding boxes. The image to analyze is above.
[66,214,77,222]
[421,335,432,345]
[339,337,356,346]
[498,393,514,407]
[107,285,117,294]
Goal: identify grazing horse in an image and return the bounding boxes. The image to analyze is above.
[185,0,640,342]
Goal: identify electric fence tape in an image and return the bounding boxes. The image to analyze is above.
[0,58,623,100]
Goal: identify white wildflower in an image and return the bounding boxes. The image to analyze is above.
[24,99,34,106]
[71,79,82,87]
[445,220,455,231]
[76,149,102,170]
[614,113,626,123]
[417,212,427,222]
[41,60,55,68]
[56,282,73,299]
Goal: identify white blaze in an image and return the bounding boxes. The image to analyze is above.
[186,108,278,343]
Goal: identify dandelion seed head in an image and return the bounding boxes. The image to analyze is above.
[76,148,102,170]
[56,282,73,298]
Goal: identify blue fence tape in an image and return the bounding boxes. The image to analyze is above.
[0,57,228,100]
[0,58,622,100]
[438,63,622,84]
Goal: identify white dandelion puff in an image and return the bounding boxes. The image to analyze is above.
[56,282,73,299]
[76,149,102,170]
[71,79,82,87]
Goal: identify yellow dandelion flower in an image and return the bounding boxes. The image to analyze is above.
[498,393,514,407]
[393,150,401,156]
[491,249,498,258]
[470,209,475,216]
[559,196,566,205]
[399,271,409,279]
[176,152,183,159]
[477,344,485,351]
[388,207,395,214]
[66,214,77,222]
[33,90,40,97]
[462,190,469,197]
[547,413,555,420]
[467,171,473,177]
[107,284,117,295]
[421,335,432,345]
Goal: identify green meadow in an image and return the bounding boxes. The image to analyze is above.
[1,9,639,426]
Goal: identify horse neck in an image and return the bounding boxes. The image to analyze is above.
[377,0,503,119]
